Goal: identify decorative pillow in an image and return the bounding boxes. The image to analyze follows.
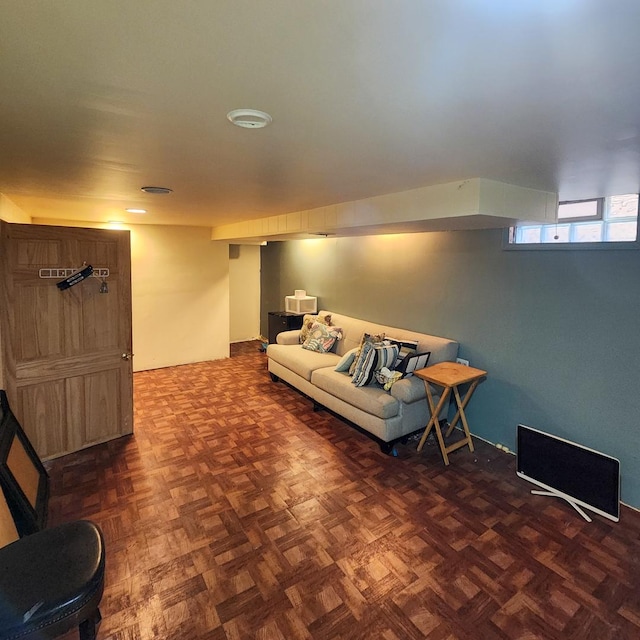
[302,322,343,353]
[386,337,419,369]
[348,332,386,375]
[375,368,403,391]
[335,347,359,372]
[299,313,332,344]
[352,343,399,387]
[349,340,376,380]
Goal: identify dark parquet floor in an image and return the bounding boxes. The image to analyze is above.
[46,341,640,639]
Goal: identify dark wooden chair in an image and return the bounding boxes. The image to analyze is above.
[0,391,105,640]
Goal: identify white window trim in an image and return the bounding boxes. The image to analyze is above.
[557,197,603,223]
[503,194,639,251]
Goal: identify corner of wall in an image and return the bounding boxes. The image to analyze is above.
[0,194,31,224]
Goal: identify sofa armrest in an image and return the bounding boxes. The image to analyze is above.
[276,330,301,345]
[389,376,427,404]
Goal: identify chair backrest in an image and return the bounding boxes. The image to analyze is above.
[0,390,49,536]
[0,485,19,549]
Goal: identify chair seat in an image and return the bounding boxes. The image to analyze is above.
[0,520,105,640]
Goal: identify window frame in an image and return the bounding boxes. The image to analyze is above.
[556,197,603,223]
[503,193,640,251]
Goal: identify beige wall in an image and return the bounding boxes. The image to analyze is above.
[0,218,231,382]
[229,244,261,342]
[0,194,31,223]
[130,224,230,371]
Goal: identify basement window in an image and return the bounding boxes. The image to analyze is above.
[505,193,639,250]
[556,198,603,222]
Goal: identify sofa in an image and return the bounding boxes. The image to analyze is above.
[267,310,459,453]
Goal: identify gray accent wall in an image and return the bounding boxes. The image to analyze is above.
[261,230,640,509]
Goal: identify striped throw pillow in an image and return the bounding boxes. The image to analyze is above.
[352,344,399,387]
[348,332,386,375]
[350,340,375,381]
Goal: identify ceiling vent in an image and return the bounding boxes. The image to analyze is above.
[141,186,173,195]
[227,109,272,129]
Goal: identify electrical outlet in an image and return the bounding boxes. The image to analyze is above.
[456,357,470,366]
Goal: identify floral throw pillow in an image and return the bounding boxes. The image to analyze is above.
[299,313,332,344]
[302,322,343,353]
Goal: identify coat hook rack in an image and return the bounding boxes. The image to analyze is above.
[38,267,110,279]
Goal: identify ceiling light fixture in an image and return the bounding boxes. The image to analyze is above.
[125,208,147,214]
[141,186,173,195]
[227,109,272,129]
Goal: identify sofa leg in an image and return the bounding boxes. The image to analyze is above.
[312,401,322,412]
[380,441,398,456]
[270,373,279,382]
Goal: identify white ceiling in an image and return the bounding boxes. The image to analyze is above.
[2,1,640,229]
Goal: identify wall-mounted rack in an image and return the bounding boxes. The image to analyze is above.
[38,268,110,279]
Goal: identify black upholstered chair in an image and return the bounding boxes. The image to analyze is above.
[0,391,106,639]
[0,513,105,640]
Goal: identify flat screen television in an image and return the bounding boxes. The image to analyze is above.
[516,424,620,522]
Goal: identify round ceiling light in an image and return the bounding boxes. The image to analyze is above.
[141,186,173,195]
[227,109,272,129]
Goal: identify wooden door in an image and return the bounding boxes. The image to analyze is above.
[0,222,133,459]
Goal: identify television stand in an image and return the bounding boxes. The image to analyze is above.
[531,490,592,522]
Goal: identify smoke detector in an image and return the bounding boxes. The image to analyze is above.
[227,109,272,129]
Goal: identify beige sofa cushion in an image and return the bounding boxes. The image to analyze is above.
[267,344,341,381]
[389,376,430,404]
[311,368,400,420]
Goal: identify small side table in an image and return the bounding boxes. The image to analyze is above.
[414,362,487,465]
[267,311,305,344]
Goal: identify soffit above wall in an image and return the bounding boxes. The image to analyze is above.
[211,178,558,242]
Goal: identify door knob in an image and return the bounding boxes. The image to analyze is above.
[121,353,133,361]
